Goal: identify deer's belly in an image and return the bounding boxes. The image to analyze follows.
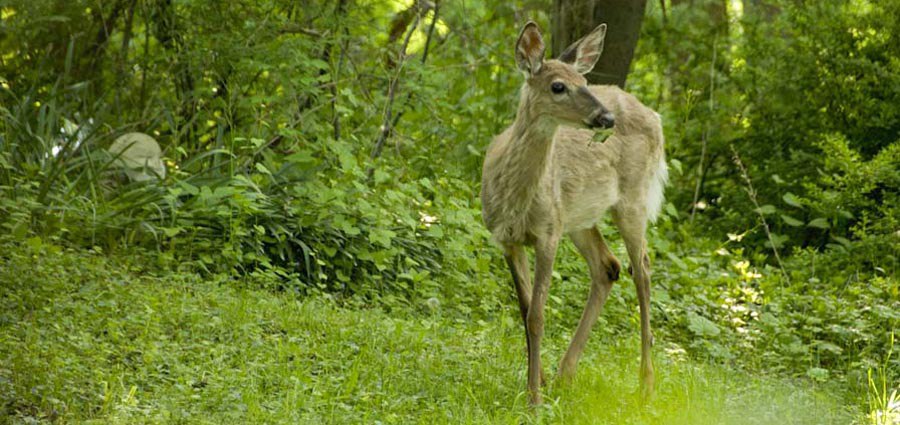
[560,182,618,232]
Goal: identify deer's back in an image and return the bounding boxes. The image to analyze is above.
[555,85,666,228]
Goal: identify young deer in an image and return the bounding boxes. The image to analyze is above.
[480,22,667,404]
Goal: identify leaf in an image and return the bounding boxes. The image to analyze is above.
[368,228,396,248]
[813,341,843,355]
[591,129,614,144]
[285,150,316,166]
[755,204,776,215]
[665,203,679,219]
[669,158,683,175]
[780,214,803,227]
[687,312,721,337]
[807,218,830,229]
[255,163,272,175]
[782,192,804,208]
[426,225,444,238]
[161,227,182,237]
[764,233,788,249]
[373,169,390,184]
[25,236,43,251]
[831,236,852,248]
[666,252,688,270]
[806,367,829,382]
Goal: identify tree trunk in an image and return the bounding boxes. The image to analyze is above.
[84,0,127,96]
[552,0,648,88]
[151,0,197,143]
[742,0,780,22]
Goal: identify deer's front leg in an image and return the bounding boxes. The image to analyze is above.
[526,232,560,405]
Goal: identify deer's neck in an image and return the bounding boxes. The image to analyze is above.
[505,106,558,189]
[490,94,559,224]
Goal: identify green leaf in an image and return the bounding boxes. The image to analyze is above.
[666,252,688,270]
[426,225,444,238]
[807,218,830,229]
[665,203,679,219]
[669,158,683,175]
[814,341,843,355]
[591,129,614,144]
[780,214,803,227]
[25,236,43,251]
[831,236,852,248]
[687,312,721,337]
[255,163,272,175]
[373,169,390,184]
[764,233,789,249]
[161,227,182,237]
[755,204,776,215]
[806,367,829,382]
[782,192,803,208]
[285,150,316,165]
[368,228,396,248]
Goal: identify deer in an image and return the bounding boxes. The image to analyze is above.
[480,21,667,405]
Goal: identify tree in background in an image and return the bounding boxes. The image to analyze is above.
[552,0,648,88]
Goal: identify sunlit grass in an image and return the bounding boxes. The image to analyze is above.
[0,243,856,424]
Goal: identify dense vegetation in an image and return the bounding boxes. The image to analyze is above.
[1,0,897,423]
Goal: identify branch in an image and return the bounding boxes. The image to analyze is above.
[691,36,717,220]
[331,0,350,141]
[367,9,422,178]
[731,145,790,284]
[279,25,327,38]
[389,0,441,131]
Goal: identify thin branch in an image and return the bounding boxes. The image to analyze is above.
[368,8,422,178]
[279,25,327,38]
[389,0,441,131]
[331,0,350,141]
[659,0,667,26]
[691,36,716,221]
[731,144,790,284]
[420,1,440,64]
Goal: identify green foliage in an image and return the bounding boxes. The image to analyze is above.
[0,241,856,423]
[0,0,898,420]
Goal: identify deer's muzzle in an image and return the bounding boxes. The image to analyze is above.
[585,110,615,129]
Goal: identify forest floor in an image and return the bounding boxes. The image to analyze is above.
[0,243,858,424]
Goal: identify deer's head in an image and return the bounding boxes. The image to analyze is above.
[515,21,614,129]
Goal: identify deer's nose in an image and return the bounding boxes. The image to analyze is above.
[586,110,615,129]
[596,112,615,129]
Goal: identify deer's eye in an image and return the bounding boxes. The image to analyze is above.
[550,82,566,94]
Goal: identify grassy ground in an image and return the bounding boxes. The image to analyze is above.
[0,242,856,424]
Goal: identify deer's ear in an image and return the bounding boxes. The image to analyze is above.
[515,21,546,77]
[558,23,606,75]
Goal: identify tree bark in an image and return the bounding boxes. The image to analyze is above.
[552,0,648,88]
[742,0,780,22]
[150,0,197,142]
[83,0,127,95]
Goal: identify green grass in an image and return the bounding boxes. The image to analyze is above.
[0,242,856,424]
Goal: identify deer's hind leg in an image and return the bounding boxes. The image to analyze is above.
[558,227,620,380]
[613,209,655,401]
